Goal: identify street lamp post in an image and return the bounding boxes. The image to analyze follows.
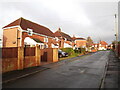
[114,14,118,57]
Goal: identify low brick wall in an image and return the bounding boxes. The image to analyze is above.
[1,46,58,73]
[1,47,18,73]
[1,46,41,73]
[23,47,40,68]
[24,56,36,68]
[2,58,18,73]
[40,48,58,62]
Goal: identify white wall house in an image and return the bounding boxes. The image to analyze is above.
[24,37,44,49]
[64,43,72,48]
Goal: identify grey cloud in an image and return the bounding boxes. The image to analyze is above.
[0,1,118,44]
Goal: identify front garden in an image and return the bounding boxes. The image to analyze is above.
[59,48,87,60]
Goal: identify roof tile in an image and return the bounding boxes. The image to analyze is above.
[3,17,54,37]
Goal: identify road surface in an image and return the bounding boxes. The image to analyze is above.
[3,51,110,88]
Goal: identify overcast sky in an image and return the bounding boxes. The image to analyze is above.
[0,0,119,44]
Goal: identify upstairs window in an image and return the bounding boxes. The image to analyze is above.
[27,28,33,36]
[44,37,48,43]
[55,37,59,41]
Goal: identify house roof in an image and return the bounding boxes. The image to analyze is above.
[92,43,98,46]
[99,41,108,45]
[3,17,54,37]
[72,36,86,41]
[54,28,72,41]
[32,38,44,43]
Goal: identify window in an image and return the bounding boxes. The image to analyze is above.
[44,44,48,48]
[44,37,48,42]
[27,28,33,36]
[59,41,61,47]
[55,37,59,41]
[64,38,67,41]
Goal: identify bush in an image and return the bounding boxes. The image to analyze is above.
[61,47,86,57]
[61,48,75,56]
[74,47,86,54]
[80,48,86,54]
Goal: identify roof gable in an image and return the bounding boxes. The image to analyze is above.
[54,30,72,41]
[3,17,54,37]
[100,41,108,45]
[72,37,86,41]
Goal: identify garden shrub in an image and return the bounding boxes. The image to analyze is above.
[80,48,86,54]
[74,47,86,54]
[61,47,86,57]
[61,48,75,56]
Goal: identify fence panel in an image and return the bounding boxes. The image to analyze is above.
[118,44,120,57]
[1,47,18,58]
[24,47,35,56]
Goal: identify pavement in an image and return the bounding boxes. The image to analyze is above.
[2,66,50,84]
[2,51,110,88]
[103,51,120,89]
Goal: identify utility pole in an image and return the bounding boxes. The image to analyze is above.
[114,14,118,56]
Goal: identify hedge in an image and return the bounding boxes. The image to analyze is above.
[61,48,75,56]
[61,47,86,56]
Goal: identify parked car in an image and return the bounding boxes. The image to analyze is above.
[58,50,68,58]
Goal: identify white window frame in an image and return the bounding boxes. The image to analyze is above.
[27,28,33,36]
[55,37,59,41]
[44,37,48,43]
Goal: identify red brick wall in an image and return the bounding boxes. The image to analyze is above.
[1,47,18,73]
[1,47,40,73]
[40,48,53,62]
[23,47,38,68]
[2,58,18,73]
[1,47,58,73]
[24,56,36,68]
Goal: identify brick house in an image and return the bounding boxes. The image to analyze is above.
[90,43,98,52]
[98,41,108,50]
[72,36,87,49]
[91,43,98,49]
[54,28,73,48]
[2,17,56,48]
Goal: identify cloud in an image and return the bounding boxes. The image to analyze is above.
[0,1,118,44]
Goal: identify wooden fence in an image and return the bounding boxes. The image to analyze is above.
[24,47,35,56]
[2,47,18,58]
[1,47,19,73]
[24,47,37,68]
[1,46,58,73]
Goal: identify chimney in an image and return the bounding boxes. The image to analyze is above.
[73,35,75,38]
[58,28,61,32]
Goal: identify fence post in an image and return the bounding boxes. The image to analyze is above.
[18,47,24,70]
[52,48,58,62]
[35,45,41,66]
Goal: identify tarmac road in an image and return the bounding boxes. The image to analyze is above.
[3,51,110,88]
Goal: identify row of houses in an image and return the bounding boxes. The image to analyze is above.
[2,17,85,49]
[1,17,112,73]
[2,17,109,51]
